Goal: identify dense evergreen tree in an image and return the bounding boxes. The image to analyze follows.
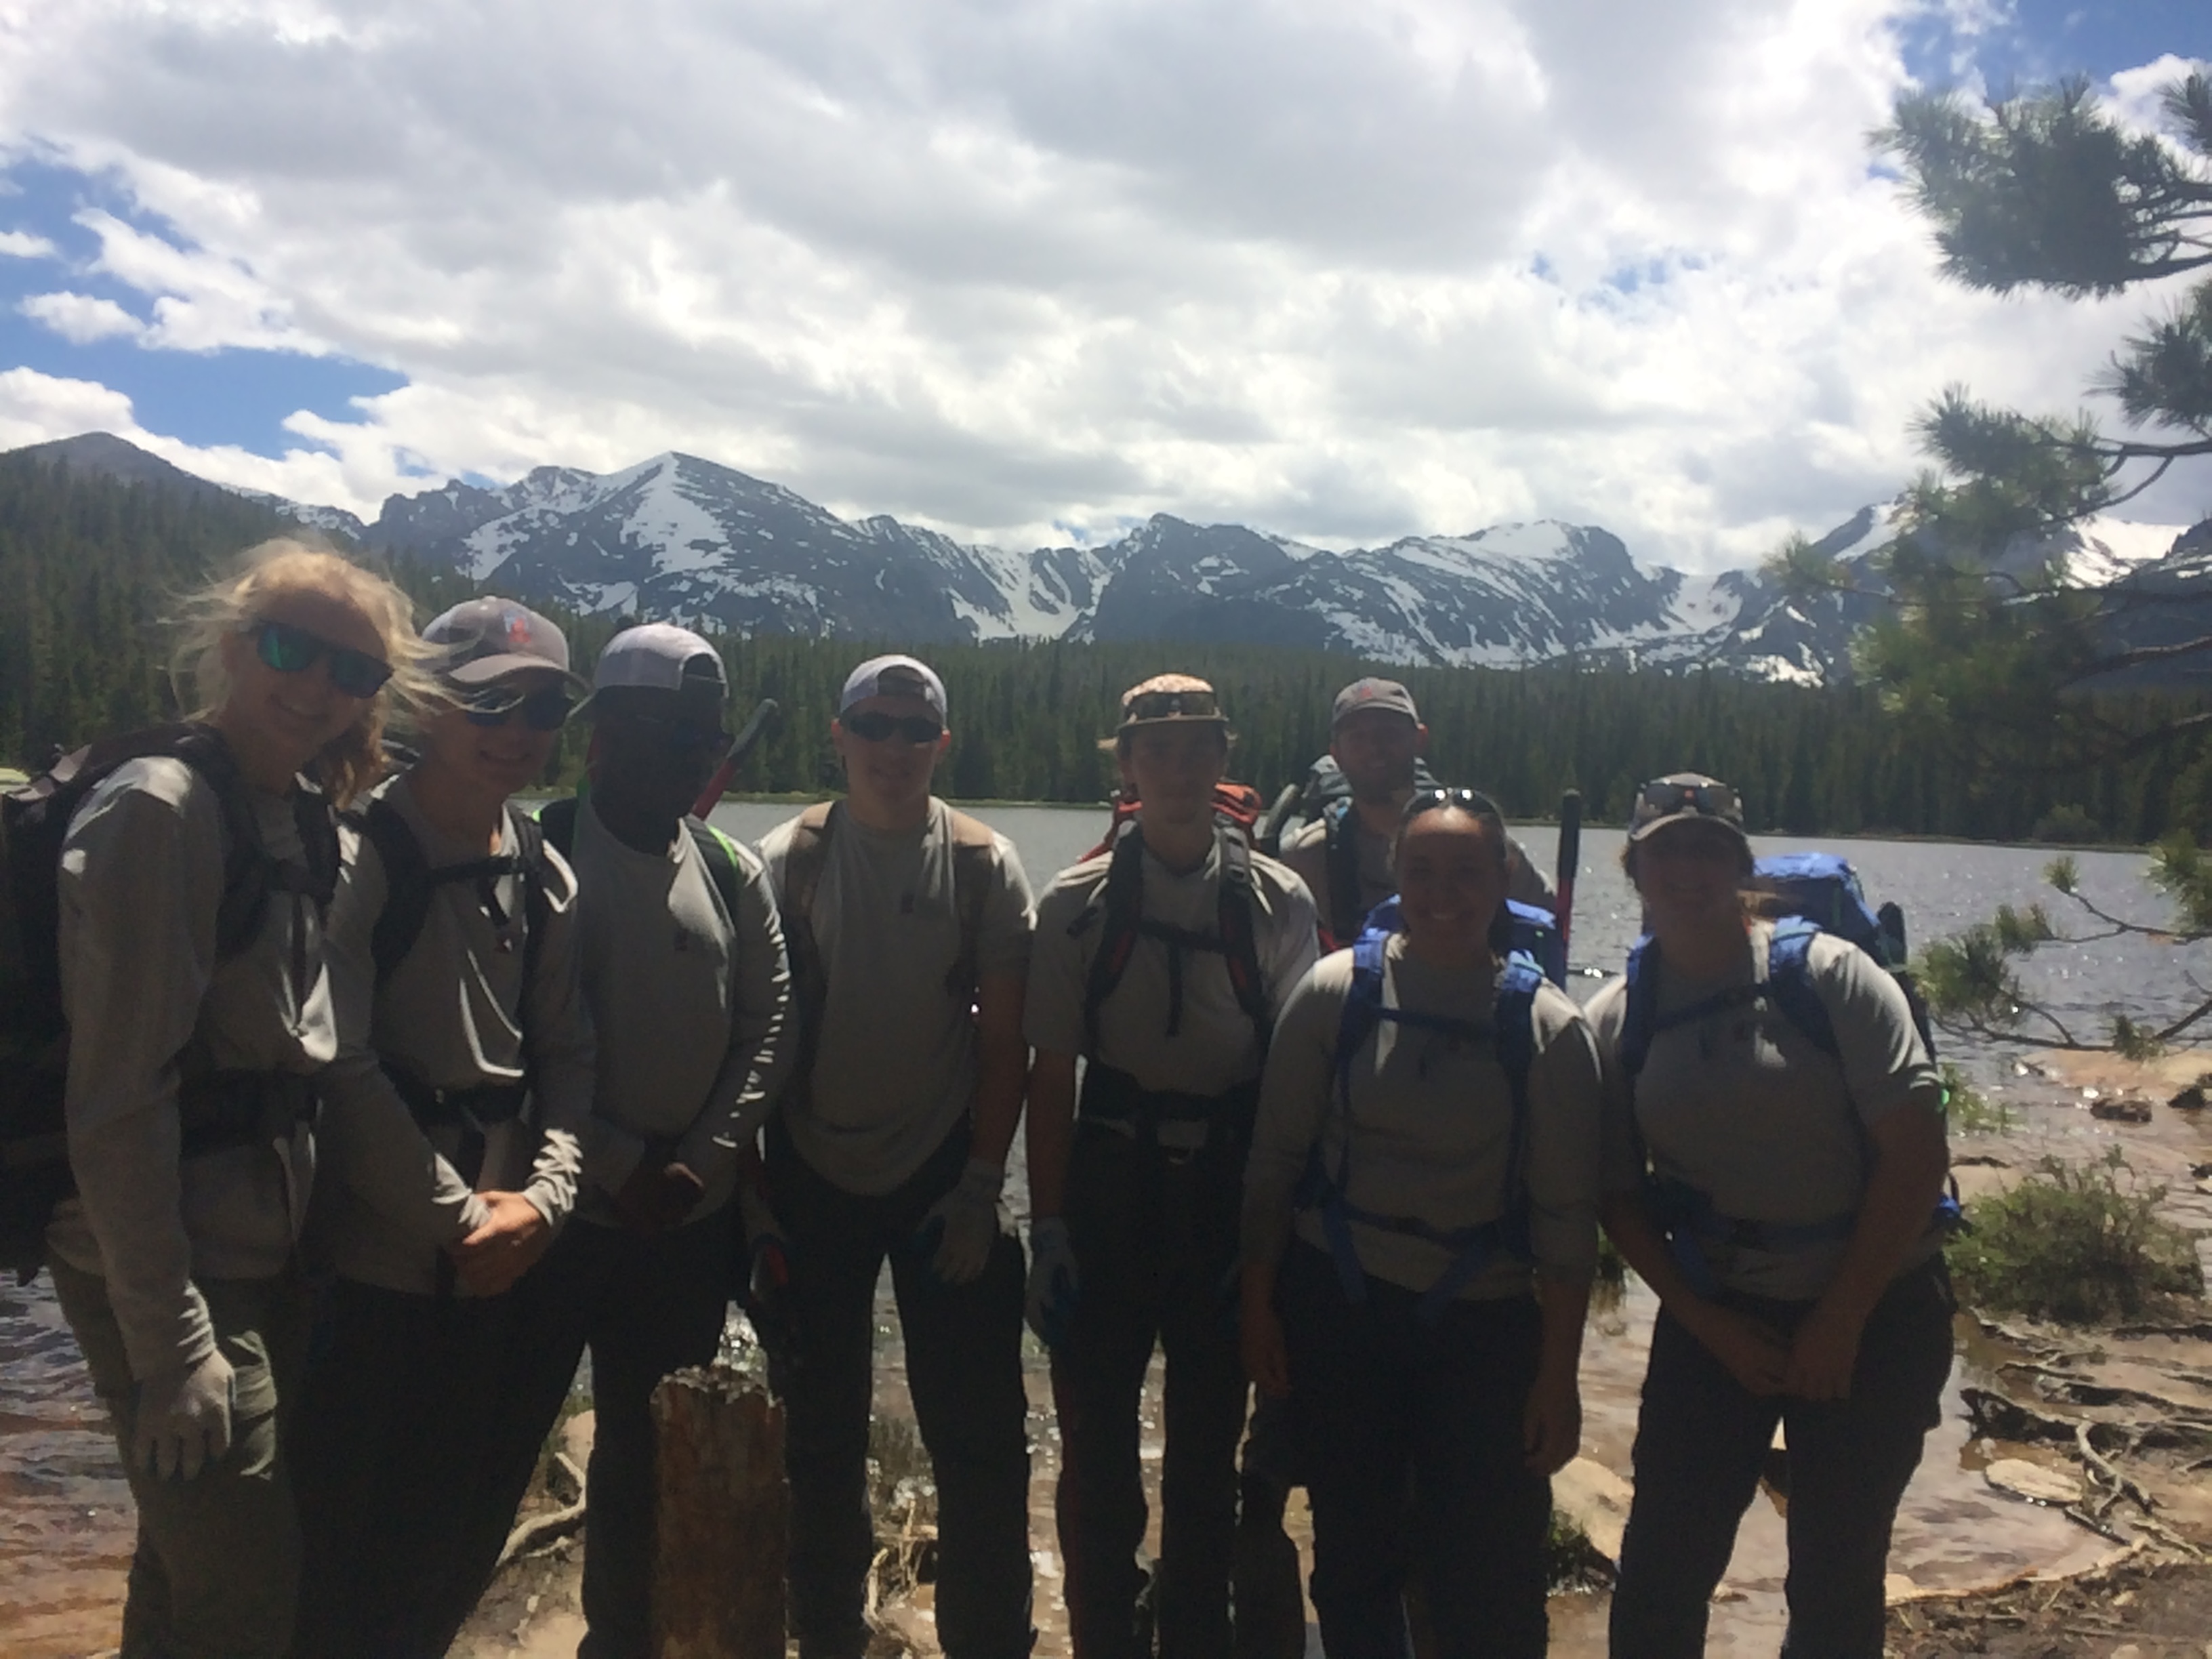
[8,453,2212,844]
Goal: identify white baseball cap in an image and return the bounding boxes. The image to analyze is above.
[838,653,947,721]
[576,623,726,720]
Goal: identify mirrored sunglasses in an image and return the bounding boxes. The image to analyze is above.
[251,620,394,699]
[463,687,575,731]
[842,710,943,745]
[1638,778,1740,821]
[1402,785,1500,825]
[1123,689,1220,722]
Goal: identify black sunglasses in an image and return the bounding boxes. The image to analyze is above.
[1401,786,1501,825]
[251,620,393,699]
[842,710,943,745]
[463,687,575,732]
[617,710,726,756]
[1637,779,1740,821]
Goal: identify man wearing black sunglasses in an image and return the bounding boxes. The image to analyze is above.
[756,654,1038,1659]
[506,624,797,1658]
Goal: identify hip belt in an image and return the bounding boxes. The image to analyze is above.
[1077,1063,1258,1152]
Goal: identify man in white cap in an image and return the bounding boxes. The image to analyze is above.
[756,654,1036,1659]
[512,624,797,1658]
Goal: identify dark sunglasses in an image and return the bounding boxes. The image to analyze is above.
[1124,689,1221,722]
[1401,785,1502,825]
[617,710,726,756]
[250,620,393,699]
[463,687,575,732]
[842,710,943,745]
[1637,779,1739,821]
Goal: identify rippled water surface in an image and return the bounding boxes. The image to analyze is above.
[4,804,2197,1654]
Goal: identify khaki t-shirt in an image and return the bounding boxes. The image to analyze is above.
[48,757,334,1380]
[1281,811,1557,943]
[1244,939,1603,1300]
[759,799,1034,1196]
[1586,921,1944,1300]
[1027,833,1319,1132]
[567,798,794,1225]
[318,775,595,1296]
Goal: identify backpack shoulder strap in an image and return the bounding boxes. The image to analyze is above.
[1619,935,1661,1080]
[1216,825,1273,1050]
[686,818,747,922]
[1764,916,1838,1059]
[1080,821,1148,1059]
[509,807,554,1047]
[1493,954,1544,1214]
[1322,799,1364,947]
[779,801,838,1083]
[361,796,436,987]
[537,794,579,859]
[943,807,998,1004]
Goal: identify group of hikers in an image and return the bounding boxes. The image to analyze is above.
[5,537,1957,1659]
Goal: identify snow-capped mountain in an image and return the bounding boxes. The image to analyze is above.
[9,434,2199,684]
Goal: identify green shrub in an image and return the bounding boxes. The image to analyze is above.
[1942,1063,2011,1134]
[1948,1149,2205,1323]
[2030,804,2104,844]
[1545,1508,1610,1591]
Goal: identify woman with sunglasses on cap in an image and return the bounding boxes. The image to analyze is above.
[291,596,598,1659]
[1589,775,1952,1659]
[1240,789,1602,1659]
[42,540,414,1659]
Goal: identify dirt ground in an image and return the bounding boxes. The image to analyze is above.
[1889,1555,2212,1656]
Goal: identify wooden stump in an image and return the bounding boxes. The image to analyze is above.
[651,1364,787,1659]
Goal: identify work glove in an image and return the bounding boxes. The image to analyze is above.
[912,1158,1006,1286]
[736,1173,796,1367]
[1025,1216,1080,1351]
[132,1349,237,1482]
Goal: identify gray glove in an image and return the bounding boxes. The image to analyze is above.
[1025,1216,1080,1350]
[915,1158,1006,1286]
[132,1349,236,1481]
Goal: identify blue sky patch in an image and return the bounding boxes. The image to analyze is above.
[1898,1,2209,91]
[0,156,403,457]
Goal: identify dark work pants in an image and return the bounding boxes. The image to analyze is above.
[1054,1126,1247,1659]
[289,1277,541,1659]
[1277,1241,1550,1659]
[503,1209,735,1659]
[766,1115,1033,1659]
[52,1258,310,1659]
[1608,1256,1957,1659]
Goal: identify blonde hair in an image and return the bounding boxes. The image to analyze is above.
[169,538,432,808]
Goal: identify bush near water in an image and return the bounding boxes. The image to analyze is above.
[1947,1149,2205,1324]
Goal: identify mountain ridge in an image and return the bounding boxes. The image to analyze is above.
[9,432,2197,685]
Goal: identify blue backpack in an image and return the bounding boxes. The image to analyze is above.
[1296,897,1550,1323]
[1618,853,1959,1296]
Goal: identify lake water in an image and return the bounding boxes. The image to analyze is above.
[4,802,2203,1654]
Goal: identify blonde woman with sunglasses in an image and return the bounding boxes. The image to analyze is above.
[39,540,414,1659]
[291,596,598,1659]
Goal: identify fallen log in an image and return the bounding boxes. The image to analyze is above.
[651,1365,787,1659]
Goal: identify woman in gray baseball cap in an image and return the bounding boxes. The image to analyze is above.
[1586,774,1953,1659]
[293,596,600,1659]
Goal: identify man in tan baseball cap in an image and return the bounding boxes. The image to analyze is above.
[1025,672,1319,1658]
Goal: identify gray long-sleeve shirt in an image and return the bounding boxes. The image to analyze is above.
[565,798,794,1225]
[315,775,594,1296]
[47,757,334,1381]
[1244,938,1604,1300]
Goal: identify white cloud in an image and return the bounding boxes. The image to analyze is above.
[0,1,2202,560]
[0,228,55,258]
[19,290,144,342]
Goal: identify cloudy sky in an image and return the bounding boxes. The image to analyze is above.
[0,0,2205,569]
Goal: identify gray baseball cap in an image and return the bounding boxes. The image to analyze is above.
[839,654,947,720]
[421,597,586,692]
[1332,677,1420,728]
[576,623,726,721]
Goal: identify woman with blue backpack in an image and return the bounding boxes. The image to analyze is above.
[1589,774,1954,1659]
[1240,787,1603,1659]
